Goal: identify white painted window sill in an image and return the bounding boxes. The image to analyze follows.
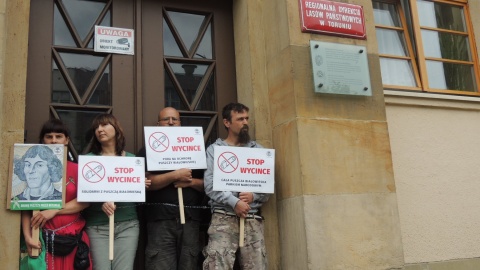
[384,90,480,111]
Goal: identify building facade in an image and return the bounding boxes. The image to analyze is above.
[1,0,479,269]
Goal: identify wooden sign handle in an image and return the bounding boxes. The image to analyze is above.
[178,188,185,224]
[31,210,40,257]
[109,212,114,261]
[239,217,245,247]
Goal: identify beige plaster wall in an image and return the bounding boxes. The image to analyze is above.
[385,0,480,265]
[0,0,30,269]
[386,91,480,264]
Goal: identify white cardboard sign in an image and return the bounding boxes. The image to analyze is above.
[94,26,134,55]
[213,146,275,193]
[144,126,207,171]
[77,155,145,202]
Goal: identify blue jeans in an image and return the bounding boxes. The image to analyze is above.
[145,219,200,270]
[86,219,140,270]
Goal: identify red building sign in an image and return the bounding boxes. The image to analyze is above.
[299,0,366,39]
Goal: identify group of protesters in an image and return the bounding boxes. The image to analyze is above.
[19,102,270,270]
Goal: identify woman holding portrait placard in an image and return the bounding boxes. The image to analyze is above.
[20,118,92,270]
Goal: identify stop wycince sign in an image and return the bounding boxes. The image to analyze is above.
[299,0,366,39]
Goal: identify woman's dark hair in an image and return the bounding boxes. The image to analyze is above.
[90,113,126,156]
[14,145,63,183]
[39,118,70,143]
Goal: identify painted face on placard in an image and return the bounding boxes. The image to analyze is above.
[24,155,51,189]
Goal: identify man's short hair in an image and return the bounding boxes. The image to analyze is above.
[222,102,249,122]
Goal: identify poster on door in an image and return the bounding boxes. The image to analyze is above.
[77,155,145,202]
[213,146,275,193]
[144,126,207,171]
[94,25,135,55]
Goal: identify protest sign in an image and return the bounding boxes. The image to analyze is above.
[213,146,275,194]
[144,126,207,171]
[77,155,145,202]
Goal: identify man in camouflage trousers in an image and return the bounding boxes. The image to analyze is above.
[203,103,269,270]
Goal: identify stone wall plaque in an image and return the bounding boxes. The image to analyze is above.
[310,40,372,96]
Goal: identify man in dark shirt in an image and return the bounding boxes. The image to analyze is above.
[137,107,205,270]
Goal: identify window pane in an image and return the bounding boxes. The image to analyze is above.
[373,2,401,27]
[88,11,111,49]
[376,28,408,56]
[62,0,106,42]
[165,71,188,110]
[194,23,213,59]
[380,58,416,87]
[196,73,216,111]
[54,4,76,46]
[87,64,111,105]
[58,53,105,98]
[167,11,205,51]
[169,63,209,104]
[426,61,476,91]
[421,30,470,61]
[163,18,183,57]
[52,61,75,104]
[417,0,466,32]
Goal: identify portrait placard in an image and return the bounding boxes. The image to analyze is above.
[7,144,67,210]
[144,126,207,171]
[212,146,275,194]
[77,155,146,202]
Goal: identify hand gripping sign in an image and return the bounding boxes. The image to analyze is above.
[212,145,275,247]
[144,126,207,224]
[77,155,145,260]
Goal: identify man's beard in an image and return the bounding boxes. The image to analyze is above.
[238,125,250,145]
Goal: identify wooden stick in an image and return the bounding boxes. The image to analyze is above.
[109,212,114,261]
[239,217,245,247]
[31,210,40,257]
[178,187,185,224]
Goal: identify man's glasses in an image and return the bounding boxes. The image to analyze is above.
[159,117,180,123]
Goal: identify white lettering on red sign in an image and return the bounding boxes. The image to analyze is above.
[97,28,132,37]
[300,0,366,39]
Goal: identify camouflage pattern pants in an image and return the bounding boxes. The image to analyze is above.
[203,213,267,270]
